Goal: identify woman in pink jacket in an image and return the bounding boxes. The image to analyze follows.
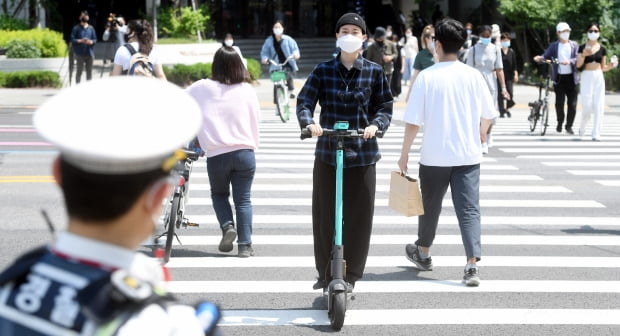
[186,47,261,258]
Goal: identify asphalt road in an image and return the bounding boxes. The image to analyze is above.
[1,80,619,335]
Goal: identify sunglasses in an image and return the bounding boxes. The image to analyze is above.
[588,30,599,33]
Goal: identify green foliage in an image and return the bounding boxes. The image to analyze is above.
[0,14,28,30]
[0,71,61,88]
[5,39,41,58]
[163,63,212,87]
[157,5,212,39]
[163,58,261,87]
[0,29,67,57]
[246,58,261,81]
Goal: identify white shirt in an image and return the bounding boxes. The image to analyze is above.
[557,41,572,74]
[113,42,161,71]
[404,61,498,167]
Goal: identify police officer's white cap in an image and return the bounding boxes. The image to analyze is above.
[34,77,201,174]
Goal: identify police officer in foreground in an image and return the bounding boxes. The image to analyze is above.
[0,77,220,335]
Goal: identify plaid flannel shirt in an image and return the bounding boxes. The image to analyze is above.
[296,55,393,167]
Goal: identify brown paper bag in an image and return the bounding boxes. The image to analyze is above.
[388,171,424,216]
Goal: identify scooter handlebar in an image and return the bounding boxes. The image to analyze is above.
[300,128,384,140]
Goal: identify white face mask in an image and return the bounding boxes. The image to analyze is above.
[337,34,363,53]
[224,39,234,47]
[587,32,600,41]
[559,32,570,41]
[273,28,284,36]
[405,32,412,38]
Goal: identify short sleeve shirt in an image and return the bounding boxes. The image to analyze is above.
[413,48,435,71]
[113,42,161,71]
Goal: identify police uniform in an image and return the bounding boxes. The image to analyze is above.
[0,77,218,335]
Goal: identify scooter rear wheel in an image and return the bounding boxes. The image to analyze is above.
[329,291,346,330]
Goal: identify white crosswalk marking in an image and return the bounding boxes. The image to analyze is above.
[161,113,620,331]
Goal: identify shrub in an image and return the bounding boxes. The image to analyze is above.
[164,62,211,87]
[246,58,261,81]
[5,39,41,58]
[157,5,212,39]
[0,15,28,30]
[0,29,67,57]
[0,72,5,87]
[0,71,61,88]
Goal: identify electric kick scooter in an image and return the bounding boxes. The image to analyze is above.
[302,121,383,330]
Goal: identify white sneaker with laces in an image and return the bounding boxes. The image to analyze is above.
[481,142,489,155]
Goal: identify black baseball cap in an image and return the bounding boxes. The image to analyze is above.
[335,13,366,34]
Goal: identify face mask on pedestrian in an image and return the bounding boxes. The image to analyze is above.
[501,41,510,48]
[429,40,435,49]
[224,39,234,47]
[337,34,363,53]
[559,32,570,41]
[81,16,89,23]
[273,28,284,36]
[587,32,600,41]
[479,37,491,45]
[405,32,412,38]
[467,29,472,35]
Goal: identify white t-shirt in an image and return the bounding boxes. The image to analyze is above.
[404,61,498,167]
[557,41,572,74]
[113,42,161,71]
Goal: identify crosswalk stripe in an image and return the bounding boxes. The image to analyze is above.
[167,280,620,293]
[165,256,620,268]
[187,198,605,208]
[187,184,570,193]
[518,155,620,159]
[218,309,620,326]
[543,162,620,167]
[165,235,620,246]
[189,172,544,180]
[494,141,619,147]
[596,180,620,186]
[247,162,519,170]
[185,215,620,226]
[501,148,620,153]
[568,170,620,176]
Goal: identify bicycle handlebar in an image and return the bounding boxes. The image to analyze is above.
[300,128,384,140]
[269,55,295,67]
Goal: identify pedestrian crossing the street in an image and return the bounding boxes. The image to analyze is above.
[161,111,620,334]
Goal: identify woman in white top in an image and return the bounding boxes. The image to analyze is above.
[110,19,167,80]
[400,27,419,86]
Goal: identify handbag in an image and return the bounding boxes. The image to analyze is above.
[388,171,424,216]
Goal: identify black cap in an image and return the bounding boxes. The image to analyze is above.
[374,27,386,40]
[335,13,366,34]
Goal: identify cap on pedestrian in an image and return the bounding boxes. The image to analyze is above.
[491,24,500,37]
[34,77,202,174]
[335,12,366,34]
[556,22,571,32]
[374,26,387,40]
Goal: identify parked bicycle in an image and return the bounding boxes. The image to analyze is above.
[155,148,200,263]
[528,59,556,136]
[269,55,294,123]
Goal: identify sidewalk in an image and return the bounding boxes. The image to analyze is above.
[1,77,619,124]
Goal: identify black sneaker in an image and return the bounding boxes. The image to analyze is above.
[405,244,433,271]
[565,126,574,135]
[218,225,236,252]
[462,267,480,287]
[556,125,562,133]
[237,244,254,258]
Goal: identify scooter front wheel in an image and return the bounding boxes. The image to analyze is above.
[328,291,346,330]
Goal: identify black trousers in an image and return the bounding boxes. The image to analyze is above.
[554,74,578,128]
[497,78,514,114]
[312,159,376,285]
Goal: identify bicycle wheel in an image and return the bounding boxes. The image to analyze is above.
[164,193,181,263]
[275,85,289,123]
[540,103,549,136]
[528,106,538,132]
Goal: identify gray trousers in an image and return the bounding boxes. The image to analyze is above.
[416,164,481,261]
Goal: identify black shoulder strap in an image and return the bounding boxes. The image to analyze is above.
[0,245,47,286]
[124,43,137,55]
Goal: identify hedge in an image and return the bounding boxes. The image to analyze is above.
[0,71,61,88]
[164,58,262,87]
[0,29,67,58]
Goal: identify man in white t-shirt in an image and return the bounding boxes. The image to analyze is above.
[398,18,497,287]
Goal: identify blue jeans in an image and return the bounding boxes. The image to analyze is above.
[416,164,481,261]
[206,149,256,245]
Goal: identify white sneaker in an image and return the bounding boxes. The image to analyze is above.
[481,142,489,155]
[578,128,585,137]
[487,133,493,148]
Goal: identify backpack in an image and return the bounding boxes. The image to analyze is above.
[124,43,155,77]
